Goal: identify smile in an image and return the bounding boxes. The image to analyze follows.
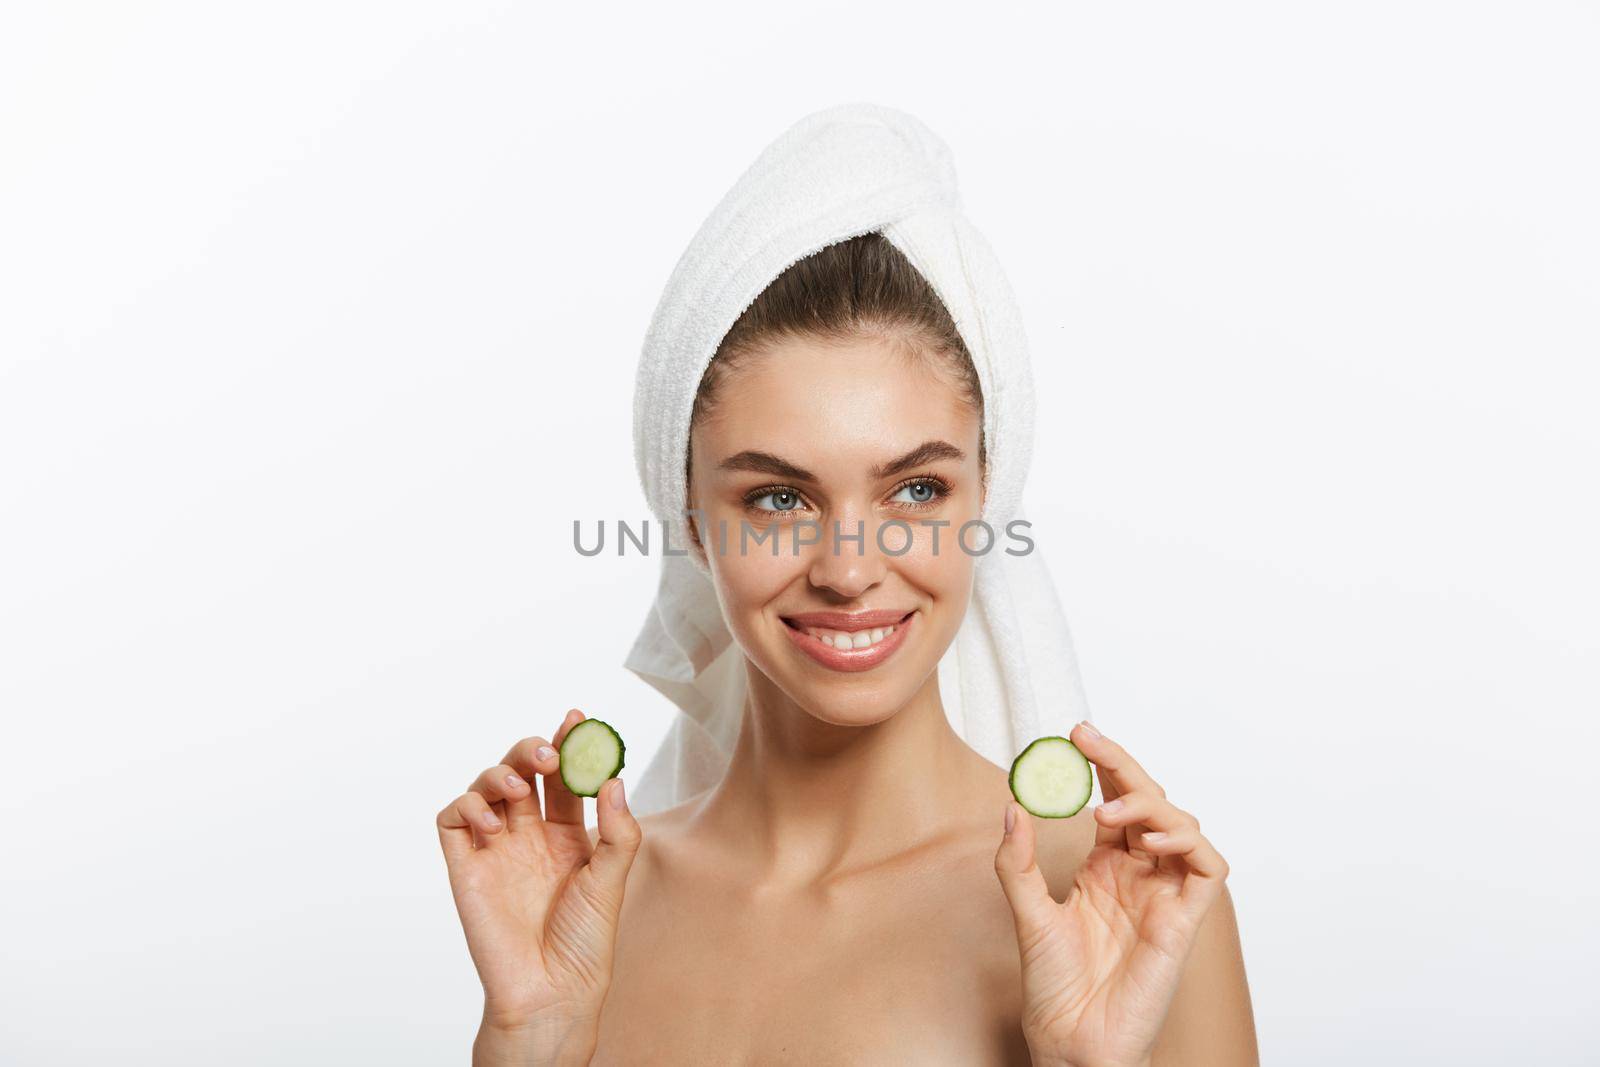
[778,609,915,673]
[803,624,898,649]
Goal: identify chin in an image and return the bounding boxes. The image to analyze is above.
[788,679,918,727]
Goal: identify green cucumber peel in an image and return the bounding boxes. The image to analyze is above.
[1008,735,1094,818]
[558,718,627,798]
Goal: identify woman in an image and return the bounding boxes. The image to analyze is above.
[437,105,1257,1065]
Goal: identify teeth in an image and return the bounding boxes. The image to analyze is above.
[805,624,897,649]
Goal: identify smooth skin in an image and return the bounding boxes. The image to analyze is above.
[439,333,1257,1064]
[996,722,1240,1067]
[437,716,642,1066]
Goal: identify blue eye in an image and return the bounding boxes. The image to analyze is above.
[891,481,941,505]
[752,489,803,512]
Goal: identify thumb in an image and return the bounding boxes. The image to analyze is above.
[994,801,1058,950]
[584,777,643,918]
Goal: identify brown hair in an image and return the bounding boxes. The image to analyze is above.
[687,230,986,494]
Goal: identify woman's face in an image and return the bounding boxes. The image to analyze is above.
[687,332,984,726]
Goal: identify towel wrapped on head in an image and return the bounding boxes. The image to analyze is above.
[624,101,1094,817]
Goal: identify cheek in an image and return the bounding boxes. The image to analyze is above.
[893,528,976,607]
[706,534,805,617]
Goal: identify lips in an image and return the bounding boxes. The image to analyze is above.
[781,609,909,629]
[779,609,915,673]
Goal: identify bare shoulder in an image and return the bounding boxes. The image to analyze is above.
[1152,881,1258,1066]
[585,791,701,855]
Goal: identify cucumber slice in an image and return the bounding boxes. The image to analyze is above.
[558,718,626,797]
[1008,736,1094,818]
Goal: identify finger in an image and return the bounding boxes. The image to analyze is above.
[437,791,503,852]
[471,764,535,830]
[1136,825,1230,915]
[1073,721,1164,853]
[436,797,475,863]
[578,777,643,923]
[1141,800,1204,878]
[1071,721,1163,802]
[1091,788,1148,860]
[541,708,589,826]
[1094,789,1197,835]
[1097,759,1122,804]
[1075,721,1117,801]
[993,800,1059,956]
[502,734,563,830]
[470,764,531,804]
[1096,786,1201,862]
[1092,787,1129,851]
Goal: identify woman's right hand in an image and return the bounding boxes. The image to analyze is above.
[437,708,642,1067]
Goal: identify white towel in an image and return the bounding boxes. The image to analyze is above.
[624,101,1095,817]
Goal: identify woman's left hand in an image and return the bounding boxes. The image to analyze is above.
[994,721,1231,1067]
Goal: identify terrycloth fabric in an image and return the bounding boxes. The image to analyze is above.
[624,101,1095,817]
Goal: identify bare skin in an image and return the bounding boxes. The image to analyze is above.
[441,334,1258,1065]
[589,715,1254,1065]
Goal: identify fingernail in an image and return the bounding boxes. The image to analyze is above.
[1143,831,1167,845]
[505,774,526,791]
[1099,798,1124,816]
[610,779,626,810]
[1078,720,1102,739]
[481,810,501,829]
[536,745,555,761]
[1004,804,1015,835]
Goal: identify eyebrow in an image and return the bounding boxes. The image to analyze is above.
[871,439,966,479]
[716,439,966,483]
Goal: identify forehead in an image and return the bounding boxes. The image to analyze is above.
[694,333,980,465]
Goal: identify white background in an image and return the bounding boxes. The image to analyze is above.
[3,3,1596,1063]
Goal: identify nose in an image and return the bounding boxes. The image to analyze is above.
[806,511,890,599]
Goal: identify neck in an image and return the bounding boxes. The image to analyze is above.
[695,659,984,887]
